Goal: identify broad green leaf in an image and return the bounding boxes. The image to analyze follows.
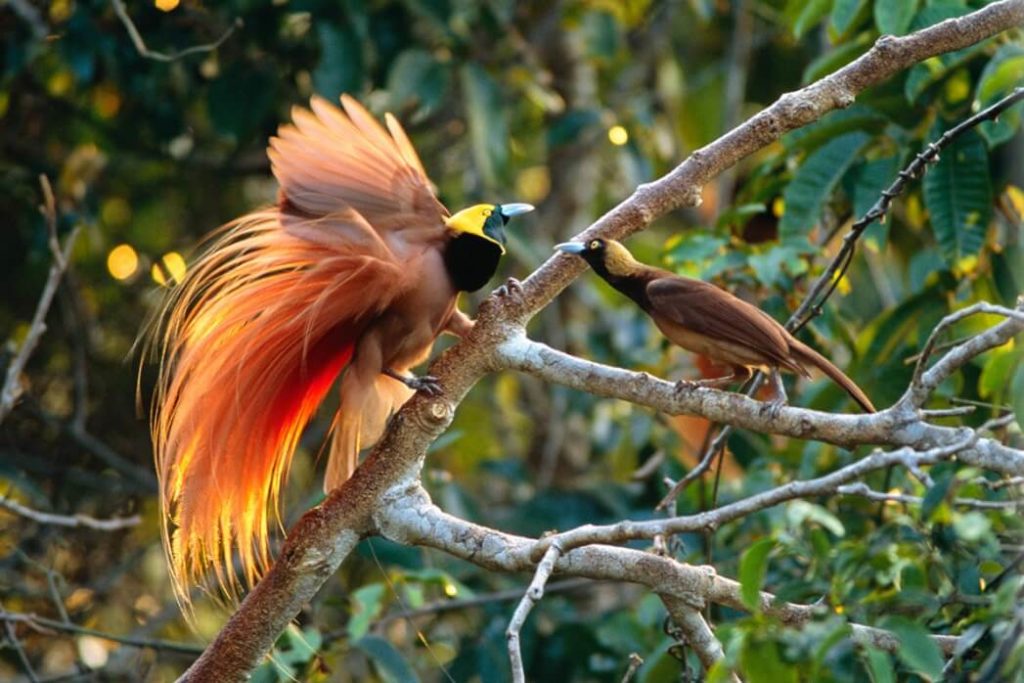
[921,122,992,265]
[739,538,775,611]
[313,23,363,100]
[354,635,421,683]
[348,583,387,641]
[741,638,798,683]
[846,154,902,251]
[862,646,896,683]
[779,131,871,243]
[975,44,1024,146]
[883,616,945,680]
[787,500,846,537]
[387,49,450,118]
[874,0,918,35]
[786,0,833,39]
[460,63,509,187]
[830,0,868,38]
[979,347,1019,398]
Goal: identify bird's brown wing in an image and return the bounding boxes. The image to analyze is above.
[268,94,448,257]
[645,276,805,374]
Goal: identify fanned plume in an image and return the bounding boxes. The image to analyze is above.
[150,95,446,606]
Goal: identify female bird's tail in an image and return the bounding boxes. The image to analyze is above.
[791,339,876,413]
[150,209,401,606]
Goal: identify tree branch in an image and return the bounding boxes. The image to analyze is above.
[0,496,141,531]
[1,176,79,425]
[178,2,1024,678]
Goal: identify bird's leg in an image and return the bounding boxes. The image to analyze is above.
[383,368,442,396]
[674,367,750,394]
[763,369,789,417]
[444,309,475,338]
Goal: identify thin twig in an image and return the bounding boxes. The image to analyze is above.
[0,496,141,531]
[2,606,41,683]
[837,482,1021,510]
[506,543,562,683]
[110,0,242,63]
[0,611,203,655]
[620,653,644,683]
[0,176,79,425]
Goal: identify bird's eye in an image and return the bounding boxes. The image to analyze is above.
[589,240,601,249]
[483,209,492,217]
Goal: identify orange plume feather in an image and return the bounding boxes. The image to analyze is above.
[151,95,449,607]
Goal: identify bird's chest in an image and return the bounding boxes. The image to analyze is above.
[375,249,458,366]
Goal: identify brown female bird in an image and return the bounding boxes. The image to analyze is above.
[555,238,874,413]
[151,94,532,602]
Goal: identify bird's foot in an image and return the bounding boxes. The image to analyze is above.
[385,369,443,396]
[674,379,698,396]
[494,277,524,300]
[407,374,443,396]
[760,397,787,420]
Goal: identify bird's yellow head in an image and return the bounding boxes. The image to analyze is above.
[444,203,534,253]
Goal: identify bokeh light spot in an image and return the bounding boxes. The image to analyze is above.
[152,252,187,286]
[607,125,629,146]
[107,244,138,281]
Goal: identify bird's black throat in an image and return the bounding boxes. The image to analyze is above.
[444,233,504,292]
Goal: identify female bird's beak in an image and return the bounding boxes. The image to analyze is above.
[498,203,535,220]
[554,242,586,255]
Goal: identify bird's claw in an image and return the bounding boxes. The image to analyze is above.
[674,379,697,396]
[760,397,786,419]
[408,375,443,396]
[494,277,524,299]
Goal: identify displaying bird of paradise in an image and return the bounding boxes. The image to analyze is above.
[149,94,532,604]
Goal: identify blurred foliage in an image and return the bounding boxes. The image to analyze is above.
[2,0,1023,681]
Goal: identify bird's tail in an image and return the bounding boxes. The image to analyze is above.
[791,339,876,413]
[150,210,400,607]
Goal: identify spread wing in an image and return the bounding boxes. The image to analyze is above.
[645,276,804,374]
[268,94,449,254]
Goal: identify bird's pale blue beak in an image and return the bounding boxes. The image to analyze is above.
[498,203,535,218]
[554,242,586,254]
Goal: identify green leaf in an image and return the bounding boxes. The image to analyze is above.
[979,347,1020,398]
[787,500,846,537]
[741,637,798,683]
[862,646,896,683]
[387,49,450,118]
[921,122,992,266]
[1013,364,1024,435]
[786,0,833,39]
[874,0,918,36]
[830,0,868,38]
[779,131,871,243]
[354,635,421,683]
[313,23,363,100]
[348,583,387,641]
[846,154,902,250]
[460,63,509,187]
[739,538,775,611]
[975,44,1024,146]
[883,616,945,680]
